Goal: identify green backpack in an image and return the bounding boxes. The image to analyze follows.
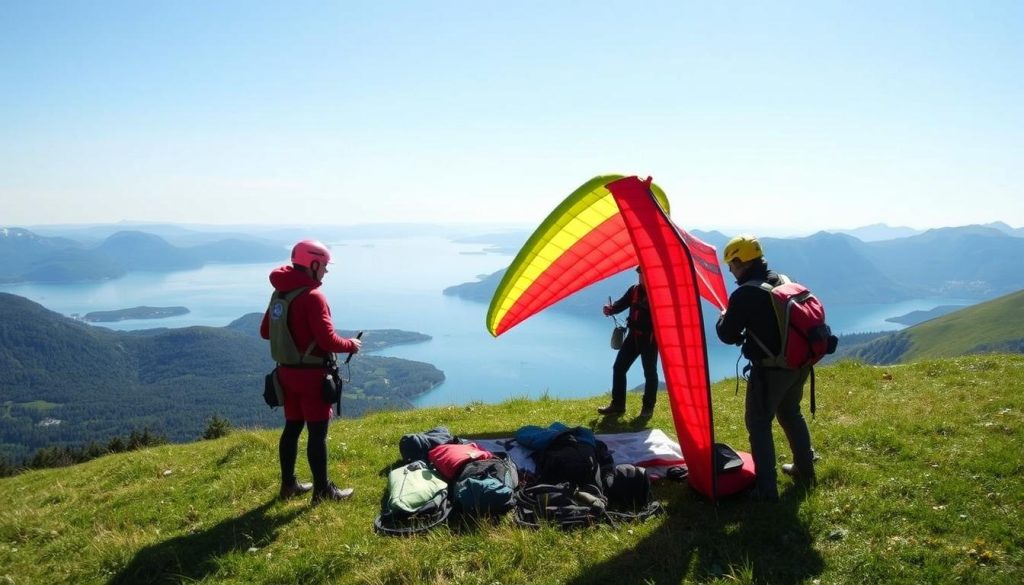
[266,287,324,366]
[374,461,452,536]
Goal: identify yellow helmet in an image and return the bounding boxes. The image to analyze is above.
[723,234,763,264]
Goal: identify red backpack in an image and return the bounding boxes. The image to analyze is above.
[744,278,839,415]
[428,442,494,481]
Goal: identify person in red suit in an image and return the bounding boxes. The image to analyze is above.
[261,239,362,504]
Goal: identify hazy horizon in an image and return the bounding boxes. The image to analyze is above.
[3,2,1021,231]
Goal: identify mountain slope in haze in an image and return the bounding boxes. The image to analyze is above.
[444,229,914,311]
[0,227,285,284]
[445,225,1024,313]
[828,223,922,241]
[0,293,443,463]
[863,226,1024,298]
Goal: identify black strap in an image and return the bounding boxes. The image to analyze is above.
[373,502,452,536]
[809,366,816,419]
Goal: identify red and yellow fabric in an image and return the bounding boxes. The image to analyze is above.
[486,175,670,337]
[486,175,751,500]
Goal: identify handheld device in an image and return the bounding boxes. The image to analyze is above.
[344,331,364,364]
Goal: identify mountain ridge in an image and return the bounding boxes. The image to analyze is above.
[444,225,1024,312]
[0,228,284,283]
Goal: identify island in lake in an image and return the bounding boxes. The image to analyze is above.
[82,306,190,322]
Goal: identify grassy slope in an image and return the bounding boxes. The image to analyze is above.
[902,290,1024,362]
[1,355,1022,585]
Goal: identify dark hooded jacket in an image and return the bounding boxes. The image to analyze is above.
[716,260,785,362]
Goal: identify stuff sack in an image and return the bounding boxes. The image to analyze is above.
[428,442,494,481]
[453,455,519,517]
[263,368,283,408]
[744,280,839,369]
[602,464,664,522]
[610,325,626,350]
[534,432,602,488]
[603,464,652,511]
[374,461,452,536]
[399,427,457,463]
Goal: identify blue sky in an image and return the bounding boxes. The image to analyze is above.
[1,1,1021,234]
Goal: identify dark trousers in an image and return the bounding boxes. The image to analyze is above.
[279,419,330,490]
[745,366,815,498]
[610,331,659,409]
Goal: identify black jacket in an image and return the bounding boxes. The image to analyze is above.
[609,284,653,335]
[716,261,785,361]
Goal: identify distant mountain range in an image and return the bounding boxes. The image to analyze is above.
[0,293,443,463]
[0,227,286,283]
[445,225,1024,309]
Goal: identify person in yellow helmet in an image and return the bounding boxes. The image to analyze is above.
[716,235,816,501]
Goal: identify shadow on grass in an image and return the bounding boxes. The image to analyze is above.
[108,500,304,585]
[567,484,823,585]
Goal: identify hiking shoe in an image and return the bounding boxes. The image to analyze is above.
[279,480,313,500]
[782,464,817,487]
[312,483,354,505]
[638,406,655,419]
[597,405,626,416]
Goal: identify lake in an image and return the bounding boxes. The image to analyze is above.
[0,236,974,407]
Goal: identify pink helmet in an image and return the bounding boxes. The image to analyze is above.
[291,239,332,269]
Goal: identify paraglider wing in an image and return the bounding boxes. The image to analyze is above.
[487,174,743,500]
[486,175,670,336]
[678,228,728,312]
[605,176,718,499]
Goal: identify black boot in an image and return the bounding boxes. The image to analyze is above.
[311,482,354,505]
[597,404,626,416]
[280,477,313,500]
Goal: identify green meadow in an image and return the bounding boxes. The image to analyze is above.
[2,355,1021,584]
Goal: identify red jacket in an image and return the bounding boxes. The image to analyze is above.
[260,265,358,361]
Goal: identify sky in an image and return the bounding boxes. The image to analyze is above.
[1,1,1021,234]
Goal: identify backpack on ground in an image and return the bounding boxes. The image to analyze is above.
[602,464,664,522]
[744,277,839,416]
[513,482,610,530]
[453,454,519,517]
[428,442,494,481]
[533,432,602,487]
[373,461,452,536]
[399,426,460,463]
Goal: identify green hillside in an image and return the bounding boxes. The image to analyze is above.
[2,356,1021,584]
[0,293,443,463]
[900,290,1024,361]
[842,290,1024,365]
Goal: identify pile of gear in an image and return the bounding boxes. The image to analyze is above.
[374,423,664,536]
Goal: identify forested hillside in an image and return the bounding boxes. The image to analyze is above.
[0,293,442,464]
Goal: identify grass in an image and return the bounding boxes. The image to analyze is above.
[1,354,1022,584]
